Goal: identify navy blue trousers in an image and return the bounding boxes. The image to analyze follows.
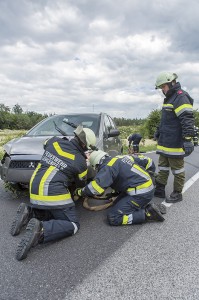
[107,190,154,225]
[30,204,80,243]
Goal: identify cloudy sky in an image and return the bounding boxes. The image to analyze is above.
[0,0,199,119]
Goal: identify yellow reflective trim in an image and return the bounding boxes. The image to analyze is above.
[163,104,173,107]
[175,104,192,114]
[39,166,56,195]
[53,142,75,160]
[78,169,88,179]
[157,145,184,153]
[91,180,105,194]
[146,158,152,170]
[30,193,71,201]
[122,215,128,225]
[133,164,149,177]
[131,201,140,207]
[29,163,41,190]
[127,179,153,192]
[107,157,118,166]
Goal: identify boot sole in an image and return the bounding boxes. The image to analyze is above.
[10,203,29,236]
[166,198,183,203]
[150,204,165,222]
[15,218,41,261]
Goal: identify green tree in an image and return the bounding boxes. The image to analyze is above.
[144,109,161,139]
[13,104,23,114]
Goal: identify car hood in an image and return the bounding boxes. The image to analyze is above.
[4,135,102,155]
[4,136,60,155]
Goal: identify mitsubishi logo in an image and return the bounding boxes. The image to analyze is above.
[28,162,35,168]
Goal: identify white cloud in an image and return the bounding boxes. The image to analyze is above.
[0,0,198,119]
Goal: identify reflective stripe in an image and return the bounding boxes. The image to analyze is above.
[131,200,140,207]
[78,169,88,180]
[131,164,150,180]
[163,104,173,108]
[87,180,105,195]
[157,145,184,155]
[122,214,132,225]
[29,163,41,190]
[30,193,72,201]
[53,142,75,160]
[175,104,193,116]
[159,166,170,171]
[107,157,118,166]
[39,166,57,195]
[146,158,152,170]
[122,215,128,225]
[127,179,154,195]
[71,222,78,234]
[171,168,185,174]
[30,198,74,206]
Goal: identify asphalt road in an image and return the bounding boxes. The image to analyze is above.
[0,147,199,300]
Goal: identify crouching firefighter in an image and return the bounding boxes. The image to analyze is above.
[74,151,165,226]
[10,125,96,261]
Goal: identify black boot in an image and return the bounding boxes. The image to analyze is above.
[154,181,166,198]
[166,191,183,203]
[10,203,32,236]
[16,218,44,261]
[145,203,165,222]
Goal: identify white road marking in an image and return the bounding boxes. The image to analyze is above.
[161,170,199,207]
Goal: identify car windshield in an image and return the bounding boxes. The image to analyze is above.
[26,114,101,137]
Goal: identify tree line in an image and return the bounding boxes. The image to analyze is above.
[0,103,199,139]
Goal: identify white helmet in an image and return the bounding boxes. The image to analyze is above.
[155,72,178,89]
[89,150,108,169]
[74,125,96,150]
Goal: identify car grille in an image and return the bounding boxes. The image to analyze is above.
[9,161,39,169]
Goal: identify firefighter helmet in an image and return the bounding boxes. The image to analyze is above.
[155,72,178,89]
[74,125,96,150]
[89,150,108,169]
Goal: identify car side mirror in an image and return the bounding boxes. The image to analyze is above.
[107,129,120,138]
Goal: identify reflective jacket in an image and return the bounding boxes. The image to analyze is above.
[83,155,154,197]
[30,137,88,209]
[157,83,194,158]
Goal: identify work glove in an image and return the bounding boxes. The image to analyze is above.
[183,138,194,157]
[74,188,83,197]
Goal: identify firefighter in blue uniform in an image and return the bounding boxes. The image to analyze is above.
[128,133,142,153]
[154,72,194,203]
[10,125,96,261]
[75,150,164,226]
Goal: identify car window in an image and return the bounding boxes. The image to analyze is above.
[27,114,100,137]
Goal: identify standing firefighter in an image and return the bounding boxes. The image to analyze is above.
[10,125,96,261]
[154,72,194,203]
[75,151,164,226]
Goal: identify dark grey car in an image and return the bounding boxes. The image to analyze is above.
[0,113,123,186]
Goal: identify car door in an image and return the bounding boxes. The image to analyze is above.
[103,114,122,156]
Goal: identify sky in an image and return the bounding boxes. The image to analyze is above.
[0,0,199,119]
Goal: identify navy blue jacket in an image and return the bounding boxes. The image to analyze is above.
[83,155,154,197]
[30,137,88,209]
[156,83,194,158]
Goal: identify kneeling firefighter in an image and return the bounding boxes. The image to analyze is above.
[10,125,96,261]
[75,151,165,226]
